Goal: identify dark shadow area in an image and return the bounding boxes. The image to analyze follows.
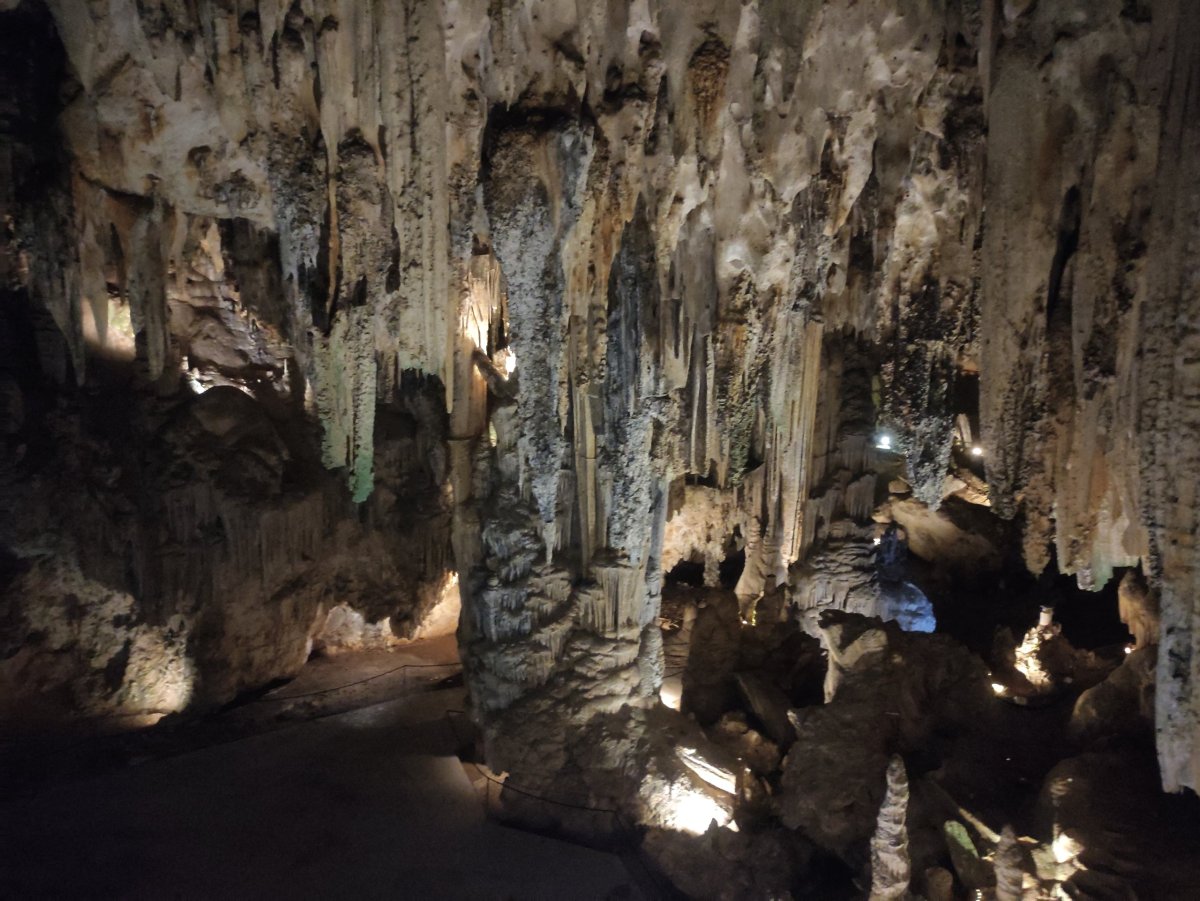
[1051,567,1128,650]
[664,559,706,588]
[663,544,745,592]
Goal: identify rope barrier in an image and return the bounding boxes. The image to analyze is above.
[17,659,669,731]
[9,660,464,764]
[252,660,461,703]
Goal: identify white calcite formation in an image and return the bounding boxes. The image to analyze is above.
[869,755,912,901]
[2,0,1200,813]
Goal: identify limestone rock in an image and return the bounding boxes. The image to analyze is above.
[642,823,798,901]
[779,614,991,857]
[1117,570,1159,650]
[734,671,794,748]
[922,866,954,901]
[869,755,911,901]
[1070,646,1158,745]
[708,711,782,778]
[1,0,1199,823]
[993,825,1028,901]
[1032,753,1200,897]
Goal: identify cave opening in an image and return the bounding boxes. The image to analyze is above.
[662,539,745,591]
[926,540,1135,665]
[1043,564,1130,651]
[664,559,706,587]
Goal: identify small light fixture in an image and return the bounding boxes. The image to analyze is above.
[970,446,984,457]
[872,537,882,546]
[875,433,893,451]
[991,682,1006,695]
[1124,644,1134,655]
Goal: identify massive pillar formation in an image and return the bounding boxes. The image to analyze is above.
[1136,2,1200,794]
[978,1,1200,790]
[2,0,1200,799]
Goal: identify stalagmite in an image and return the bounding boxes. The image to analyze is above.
[869,755,911,901]
[993,825,1027,901]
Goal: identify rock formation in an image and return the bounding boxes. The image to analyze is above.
[3,0,1200,895]
[991,825,1027,901]
[869,755,912,901]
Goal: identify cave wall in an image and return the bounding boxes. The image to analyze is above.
[0,0,456,724]
[2,0,1199,792]
[978,0,1200,792]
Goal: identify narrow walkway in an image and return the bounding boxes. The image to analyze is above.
[0,648,644,900]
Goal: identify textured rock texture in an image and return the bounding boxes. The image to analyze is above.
[869,755,912,901]
[2,0,1200,806]
[0,368,454,722]
[780,612,991,856]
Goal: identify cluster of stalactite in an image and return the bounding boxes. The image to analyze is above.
[2,0,1199,794]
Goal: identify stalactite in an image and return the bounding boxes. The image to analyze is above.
[311,309,376,502]
[8,0,1200,798]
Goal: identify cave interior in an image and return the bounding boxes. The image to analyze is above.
[2,0,1200,899]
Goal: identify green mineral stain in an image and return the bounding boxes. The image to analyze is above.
[314,307,377,504]
[943,820,993,890]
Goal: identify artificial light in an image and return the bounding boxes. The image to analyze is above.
[1052,830,1084,864]
[668,790,733,835]
[875,433,893,451]
[659,676,682,711]
[970,446,984,457]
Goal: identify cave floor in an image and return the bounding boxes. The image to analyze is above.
[0,650,644,900]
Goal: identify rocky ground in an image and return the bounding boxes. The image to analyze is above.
[639,569,1200,899]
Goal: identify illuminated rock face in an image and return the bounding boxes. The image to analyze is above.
[0,367,454,722]
[1,0,1199,796]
